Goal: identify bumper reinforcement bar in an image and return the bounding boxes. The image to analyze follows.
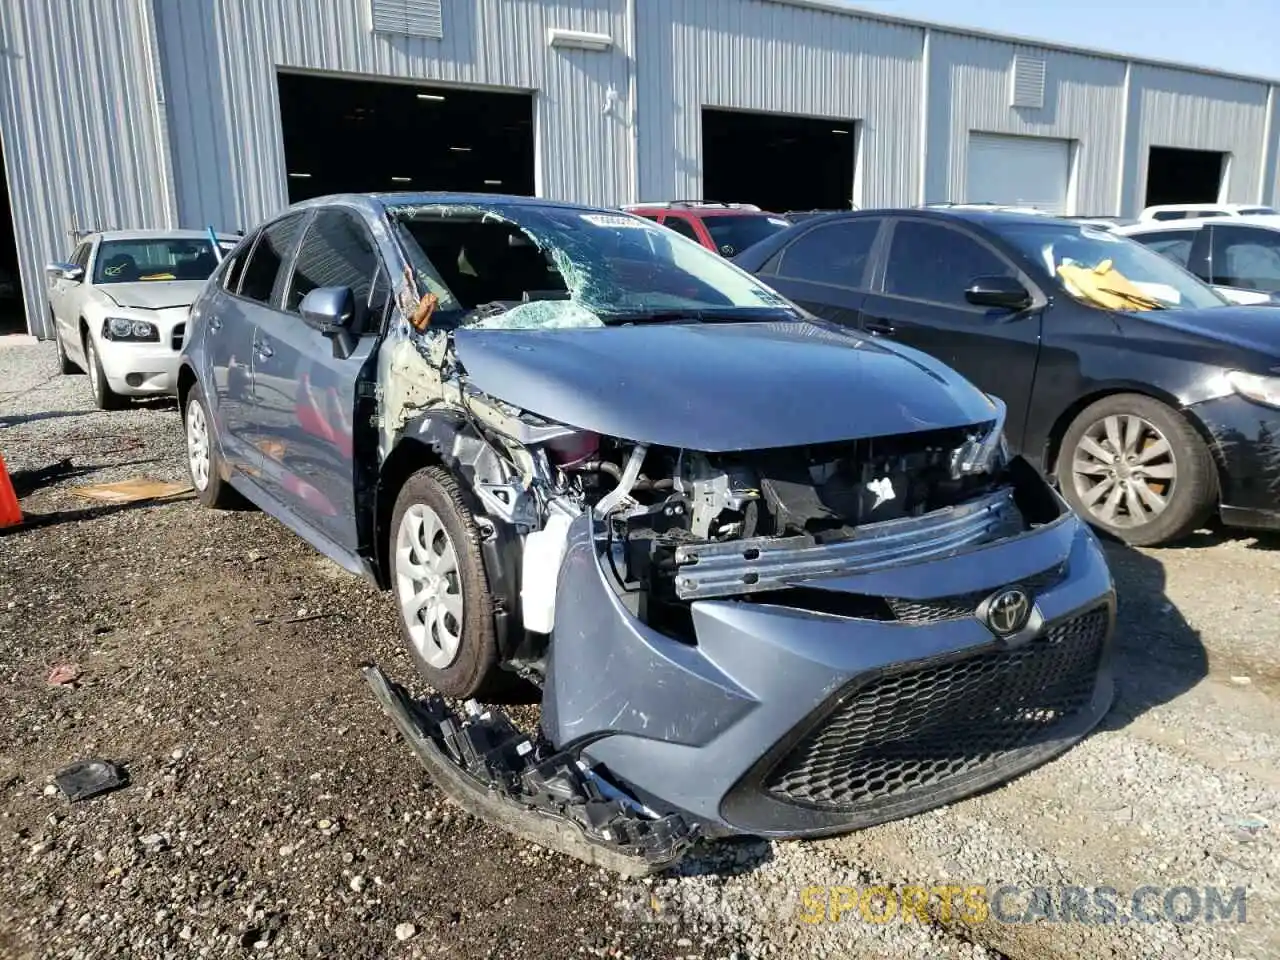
[362,664,697,877]
[673,488,1018,599]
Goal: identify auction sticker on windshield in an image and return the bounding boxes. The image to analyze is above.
[581,214,649,229]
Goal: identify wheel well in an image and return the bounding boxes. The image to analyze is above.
[371,437,444,589]
[78,317,89,343]
[176,364,197,413]
[1042,387,1222,483]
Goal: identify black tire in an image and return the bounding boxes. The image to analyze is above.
[83,334,126,410]
[183,382,242,509]
[1058,393,1217,547]
[54,319,77,375]
[390,466,500,699]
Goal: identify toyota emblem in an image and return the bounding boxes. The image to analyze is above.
[985,587,1031,636]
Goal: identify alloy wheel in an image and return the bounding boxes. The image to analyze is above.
[395,503,464,669]
[185,399,211,492]
[1070,413,1177,529]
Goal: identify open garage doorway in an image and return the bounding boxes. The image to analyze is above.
[702,108,855,213]
[276,72,535,202]
[0,128,22,335]
[1144,147,1225,207]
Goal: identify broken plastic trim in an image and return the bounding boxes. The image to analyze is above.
[362,665,697,877]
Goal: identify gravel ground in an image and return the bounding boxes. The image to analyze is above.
[2,340,1277,959]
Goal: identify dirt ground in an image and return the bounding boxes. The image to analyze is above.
[1,341,1277,959]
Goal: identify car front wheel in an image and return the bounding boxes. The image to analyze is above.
[1059,393,1217,547]
[390,466,499,699]
[83,335,126,410]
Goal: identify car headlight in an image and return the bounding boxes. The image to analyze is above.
[1226,370,1280,409]
[103,317,159,342]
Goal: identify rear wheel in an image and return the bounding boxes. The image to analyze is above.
[1059,393,1217,547]
[83,334,126,410]
[184,382,241,509]
[54,318,77,375]
[391,466,499,699]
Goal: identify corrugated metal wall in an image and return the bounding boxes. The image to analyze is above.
[2,0,1280,337]
[635,0,925,208]
[153,0,633,233]
[0,0,175,339]
[1123,64,1271,215]
[926,32,1127,215]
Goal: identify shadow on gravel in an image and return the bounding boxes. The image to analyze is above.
[1096,540,1209,731]
[1155,517,1280,552]
[0,493,196,536]
[665,836,776,878]
[0,409,91,427]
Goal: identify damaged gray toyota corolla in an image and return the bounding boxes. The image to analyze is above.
[178,193,1116,875]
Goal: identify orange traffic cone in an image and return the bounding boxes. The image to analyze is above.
[0,452,22,528]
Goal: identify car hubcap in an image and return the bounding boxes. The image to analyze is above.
[1071,414,1176,528]
[395,504,464,669]
[186,400,211,492]
[86,343,99,392]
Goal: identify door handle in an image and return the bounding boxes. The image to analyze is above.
[864,319,895,336]
[256,340,273,359]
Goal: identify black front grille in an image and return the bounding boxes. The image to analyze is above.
[171,322,186,351]
[765,606,1108,810]
[886,563,1066,625]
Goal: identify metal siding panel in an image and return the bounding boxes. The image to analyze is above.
[157,0,630,227]
[0,0,171,337]
[1129,64,1271,213]
[635,0,924,208]
[928,32,1126,216]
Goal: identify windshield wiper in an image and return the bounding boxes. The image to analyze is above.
[600,307,794,326]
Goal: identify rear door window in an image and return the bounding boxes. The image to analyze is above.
[1130,230,1198,268]
[238,214,305,306]
[774,219,882,289]
[882,219,1015,307]
[285,208,382,330]
[1210,224,1280,292]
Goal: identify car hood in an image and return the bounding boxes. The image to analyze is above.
[98,280,207,310]
[1127,305,1280,358]
[452,320,1001,451]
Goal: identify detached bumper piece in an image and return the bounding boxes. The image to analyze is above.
[362,665,697,877]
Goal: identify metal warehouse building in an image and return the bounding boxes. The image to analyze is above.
[1,0,1279,338]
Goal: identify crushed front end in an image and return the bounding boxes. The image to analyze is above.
[363,198,1117,870]
[538,433,1115,840]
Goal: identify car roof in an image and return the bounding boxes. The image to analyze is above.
[284,192,606,219]
[94,228,239,242]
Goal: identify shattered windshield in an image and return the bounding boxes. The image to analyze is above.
[390,204,798,331]
[989,221,1227,311]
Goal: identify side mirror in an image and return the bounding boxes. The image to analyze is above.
[299,285,358,359]
[299,286,356,334]
[965,275,1032,311]
[46,261,83,283]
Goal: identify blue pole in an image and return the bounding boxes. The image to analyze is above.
[207,225,223,263]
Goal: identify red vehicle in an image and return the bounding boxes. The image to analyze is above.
[621,201,792,258]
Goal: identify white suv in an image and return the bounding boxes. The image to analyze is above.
[1138,202,1277,222]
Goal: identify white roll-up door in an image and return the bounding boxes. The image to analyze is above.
[966,133,1071,215]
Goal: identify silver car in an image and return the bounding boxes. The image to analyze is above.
[46,229,238,408]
